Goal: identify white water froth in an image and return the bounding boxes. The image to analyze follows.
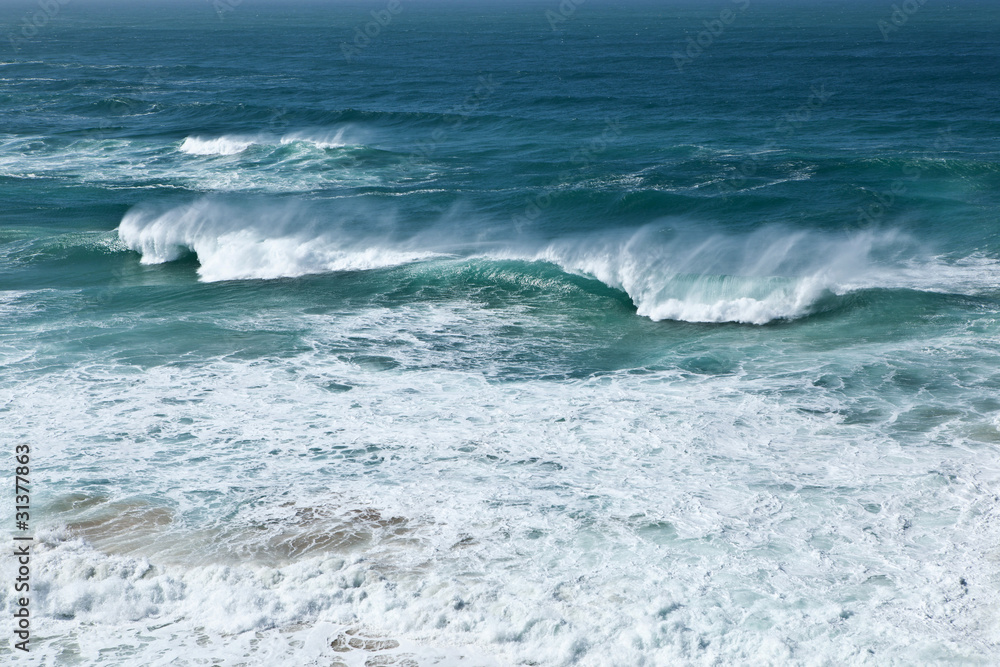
[0,133,391,193]
[519,226,920,324]
[179,136,254,155]
[179,128,355,156]
[118,201,998,323]
[2,323,999,665]
[118,199,439,281]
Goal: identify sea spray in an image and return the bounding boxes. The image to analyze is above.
[120,200,926,324]
[178,127,360,156]
[526,225,915,324]
[118,198,440,281]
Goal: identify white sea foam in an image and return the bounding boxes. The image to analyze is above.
[2,312,999,665]
[280,127,351,149]
[179,135,255,155]
[515,225,911,324]
[0,131,390,193]
[0,290,34,322]
[118,201,1000,323]
[179,128,358,156]
[118,199,440,281]
[528,227,1000,325]
[635,279,825,324]
[843,251,1000,295]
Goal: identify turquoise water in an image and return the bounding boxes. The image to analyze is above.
[2,1,1000,664]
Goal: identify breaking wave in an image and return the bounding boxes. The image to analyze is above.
[117,200,996,324]
[179,136,254,155]
[519,226,915,324]
[117,198,440,281]
[178,128,356,156]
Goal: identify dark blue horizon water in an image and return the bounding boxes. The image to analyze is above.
[2,1,1000,664]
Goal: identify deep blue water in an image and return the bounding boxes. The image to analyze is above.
[2,1,999,664]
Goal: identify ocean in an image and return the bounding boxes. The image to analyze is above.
[1,0,999,664]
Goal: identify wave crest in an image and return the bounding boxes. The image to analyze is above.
[117,199,438,282]
[179,136,254,155]
[526,226,913,324]
[178,128,355,156]
[118,201,974,324]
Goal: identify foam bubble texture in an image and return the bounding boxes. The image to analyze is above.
[2,304,999,664]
